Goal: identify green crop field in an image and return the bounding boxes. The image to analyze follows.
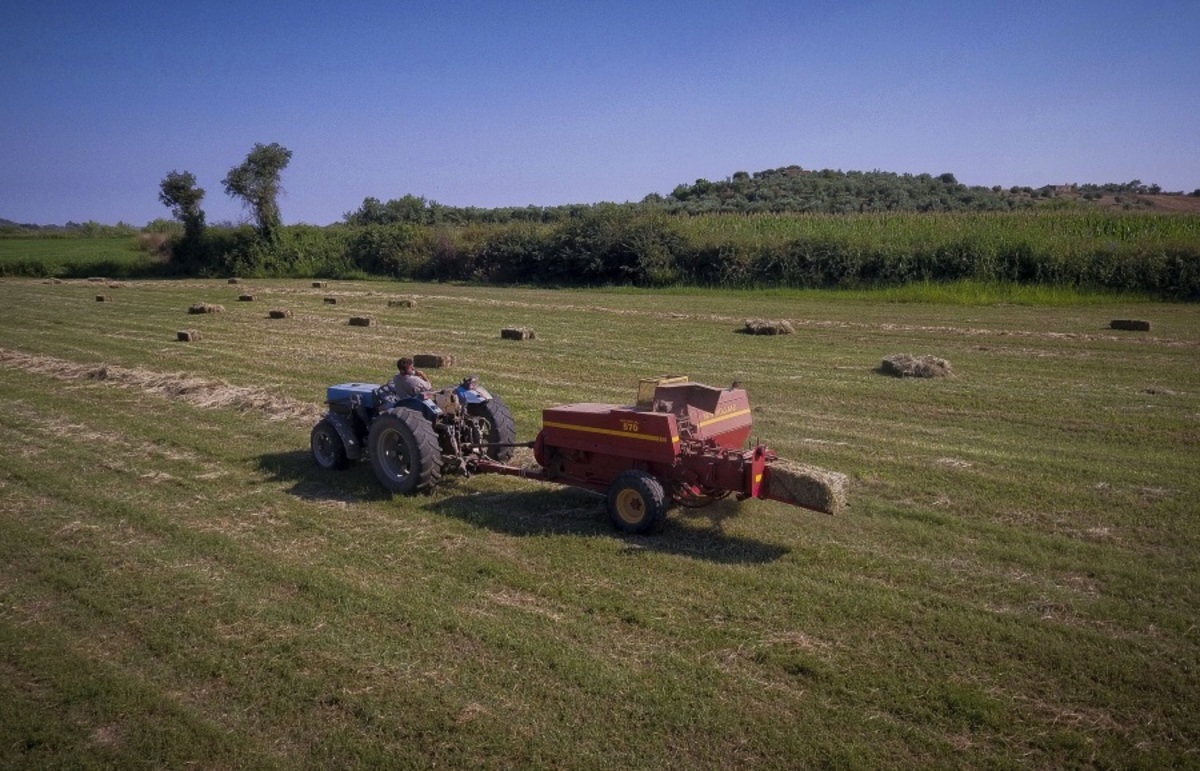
[1,277,1198,768]
[0,237,162,278]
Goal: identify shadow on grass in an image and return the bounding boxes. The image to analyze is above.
[257,450,789,564]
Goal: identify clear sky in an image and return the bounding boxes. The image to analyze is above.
[2,1,1197,226]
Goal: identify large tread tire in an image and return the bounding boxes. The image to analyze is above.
[468,395,517,462]
[367,408,442,494]
[606,469,668,535]
[311,419,350,470]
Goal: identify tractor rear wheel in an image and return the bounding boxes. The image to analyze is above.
[468,395,517,462]
[367,409,442,494]
[311,419,350,470]
[606,470,668,534]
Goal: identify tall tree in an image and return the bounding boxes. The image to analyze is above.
[158,170,206,240]
[222,142,293,239]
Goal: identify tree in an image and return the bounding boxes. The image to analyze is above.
[222,142,293,239]
[158,170,206,240]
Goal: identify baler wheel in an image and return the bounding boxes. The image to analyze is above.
[367,408,443,494]
[311,419,350,470]
[468,395,517,462]
[607,470,668,534]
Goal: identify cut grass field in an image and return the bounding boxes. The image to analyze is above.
[1,276,1198,768]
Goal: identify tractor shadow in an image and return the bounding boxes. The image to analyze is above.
[257,450,396,504]
[427,482,790,565]
[256,451,789,564]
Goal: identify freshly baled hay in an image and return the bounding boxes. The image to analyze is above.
[744,318,795,335]
[177,329,201,342]
[501,326,536,340]
[414,353,454,368]
[388,298,415,308]
[268,309,292,319]
[1110,319,1151,331]
[764,460,848,515]
[188,303,224,314]
[880,353,952,378]
[349,316,375,327]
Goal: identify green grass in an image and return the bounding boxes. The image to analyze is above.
[0,237,161,277]
[1,278,1198,768]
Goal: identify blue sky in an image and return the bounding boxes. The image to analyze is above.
[2,1,1197,226]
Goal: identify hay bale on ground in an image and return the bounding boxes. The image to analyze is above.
[414,353,454,368]
[95,294,112,302]
[323,297,338,305]
[349,316,375,327]
[312,281,327,288]
[764,461,848,515]
[227,278,241,284]
[188,303,224,314]
[1110,319,1151,331]
[743,319,795,335]
[268,309,292,319]
[86,277,107,283]
[501,326,536,340]
[879,353,953,378]
[177,329,201,342]
[388,298,415,308]
[238,294,256,302]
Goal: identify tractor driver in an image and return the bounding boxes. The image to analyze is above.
[392,357,432,398]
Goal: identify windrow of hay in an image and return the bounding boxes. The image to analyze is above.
[763,461,848,515]
[879,353,954,378]
[0,347,323,425]
[743,319,795,335]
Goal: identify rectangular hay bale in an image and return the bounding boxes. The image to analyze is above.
[312,281,327,288]
[388,299,415,308]
[324,297,338,304]
[501,326,536,340]
[763,461,848,515]
[177,329,201,342]
[349,316,375,327]
[95,294,112,302]
[1110,319,1151,331]
[238,294,256,302]
[413,353,454,369]
[188,303,225,314]
[268,309,292,319]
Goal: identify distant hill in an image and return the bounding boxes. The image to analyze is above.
[647,166,1200,215]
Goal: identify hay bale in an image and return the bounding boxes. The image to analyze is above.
[268,309,292,319]
[238,294,256,302]
[106,282,124,289]
[743,319,795,335]
[177,329,201,342]
[349,316,375,327]
[95,294,112,302]
[501,326,536,340]
[1110,319,1151,331]
[764,461,848,515]
[227,278,241,284]
[86,276,107,283]
[188,303,224,314]
[312,281,327,288]
[388,298,415,308]
[323,297,338,305]
[879,353,953,378]
[414,353,454,369]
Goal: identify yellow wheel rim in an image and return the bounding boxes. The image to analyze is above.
[615,489,646,525]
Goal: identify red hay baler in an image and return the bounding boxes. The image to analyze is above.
[475,376,846,533]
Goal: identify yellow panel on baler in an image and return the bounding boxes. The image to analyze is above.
[540,403,680,464]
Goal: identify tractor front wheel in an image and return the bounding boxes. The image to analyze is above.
[606,470,668,534]
[311,419,350,470]
[367,409,442,494]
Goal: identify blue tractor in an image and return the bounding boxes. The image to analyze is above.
[310,376,517,494]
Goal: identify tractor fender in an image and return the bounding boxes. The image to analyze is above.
[323,411,363,461]
[455,384,492,404]
[395,395,443,420]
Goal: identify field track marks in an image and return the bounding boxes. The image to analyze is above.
[0,347,323,425]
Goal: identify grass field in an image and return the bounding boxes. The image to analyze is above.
[1,276,1198,768]
[0,237,160,277]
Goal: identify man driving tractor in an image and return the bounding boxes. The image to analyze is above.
[392,357,432,398]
